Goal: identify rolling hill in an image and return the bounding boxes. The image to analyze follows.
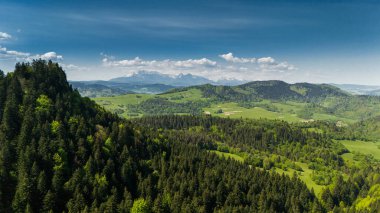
[1,61,379,212]
[174,80,349,101]
[70,81,175,97]
[94,80,380,124]
[109,70,246,86]
[109,70,214,86]
[333,83,380,96]
[0,60,326,212]
[70,71,246,97]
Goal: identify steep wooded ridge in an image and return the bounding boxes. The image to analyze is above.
[0,61,325,212]
[167,80,349,102]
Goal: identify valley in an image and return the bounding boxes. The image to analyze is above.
[2,0,379,211]
[93,82,380,124]
[0,61,379,212]
[92,79,380,211]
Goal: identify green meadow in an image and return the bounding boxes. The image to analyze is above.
[93,88,371,124]
[339,140,380,160]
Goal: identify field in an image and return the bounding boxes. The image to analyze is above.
[93,94,155,117]
[209,150,245,162]
[93,88,373,124]
[275,162,326,196]
[93,84,380,198]
[204,102,303,122]
[211,149,327,196]
[210,147,327,196]
[339,140,380,160]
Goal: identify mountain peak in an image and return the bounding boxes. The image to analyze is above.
[109,70,245,86]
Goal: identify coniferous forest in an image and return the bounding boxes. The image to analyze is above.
[0,61,379,212]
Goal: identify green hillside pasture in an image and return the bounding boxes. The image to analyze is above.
[93,94,154,117]
[93,90,378,124]
[209,150,245,162]
[203,102,303,122]
[312,113,355,124]
[161,88,208,102]
[210,147,326,196]
[275,162,325,196]
[339,140,380,160]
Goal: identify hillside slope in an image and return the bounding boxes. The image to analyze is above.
[169,80,349,102]
[70,81,175,97]
[109,70,214,86]
[0,61,322,212]
[95,80,380,123]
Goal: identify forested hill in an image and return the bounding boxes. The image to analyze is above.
[167,80,349,102]
[0,61,323,212]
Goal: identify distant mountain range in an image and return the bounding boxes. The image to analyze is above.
[168,80,349,102]
[70,70,380,97]
[70,71,246,97]
[332,84,380,96]
[109,70,245,86]
[70,81,176,97]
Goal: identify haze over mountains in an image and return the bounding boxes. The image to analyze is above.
[70,70,380,97]
[331,84,380,96]
[70,70,246,97]
[109,70,247,86]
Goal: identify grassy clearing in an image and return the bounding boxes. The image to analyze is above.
[275,162,325,196]
[312,113,355,124]
[93,90,374,124]
[210,146,326,196]
[341,153,362,167]
[94,93,154,105]
[296,162,325,196]
[161,88,207,102]
[93,94,154,117]
[209,150,245,162]
[339,140,380,160]
[204,102,303,122]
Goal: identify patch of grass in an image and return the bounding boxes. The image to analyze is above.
[161,88,207,102]
[93,90,380,124]
[93,94,154,117]
[295,162,325,196]
[306,128,324,134]
[204,102,303,122]
[209,150,245,162]
[339,140,380,160]
[275,162,326,196]
[290,85,308,96]
[312,113,355,124]
[341,153,361,167]
[275,162,325,196]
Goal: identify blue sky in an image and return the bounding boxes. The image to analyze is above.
[0,0,379,84]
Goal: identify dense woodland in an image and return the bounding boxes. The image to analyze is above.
[135,115,380,211]
[168,81,349,103]
[0,61,379,212]
[0,61,321,212]
[127,97,210,116]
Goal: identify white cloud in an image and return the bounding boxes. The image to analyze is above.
[100,53,297,82]
[102,55,217,70]
[0,45,63,61]
[0,32,12,40]
[34,52,63,61]
[258,58,296,72]
[220,52,295,73]
[0,46,30,60]
[219,52,256,63]
[61,63,80,69]
[173,58,216,67]
[257,57,275,64]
